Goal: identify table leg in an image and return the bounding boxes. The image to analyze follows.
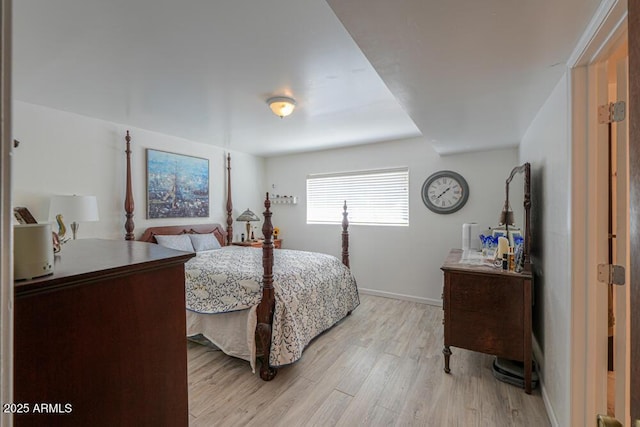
[443,346,451,373]
[524,353,532,394]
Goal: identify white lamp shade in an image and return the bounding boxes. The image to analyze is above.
[49,195,99,223]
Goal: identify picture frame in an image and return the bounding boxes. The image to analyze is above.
[146,149,210,219]
[13,207,37,224]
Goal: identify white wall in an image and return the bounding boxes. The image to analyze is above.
[266,137,520,304]
[12,101,266,240]
[519,72,571,427]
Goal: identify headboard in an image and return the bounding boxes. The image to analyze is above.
[139,224,226,246]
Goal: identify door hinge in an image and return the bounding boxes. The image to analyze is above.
[598,101,626,124]
[597,414,623,427]
[597,264,626,285]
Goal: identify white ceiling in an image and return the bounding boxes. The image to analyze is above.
[13,0,601,157]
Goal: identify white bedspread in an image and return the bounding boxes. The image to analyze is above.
[185,246,360,367]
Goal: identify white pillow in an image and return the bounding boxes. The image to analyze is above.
[189,233,222,252]
[154,234,195,252]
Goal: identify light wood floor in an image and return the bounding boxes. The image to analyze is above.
[188,294,550,426]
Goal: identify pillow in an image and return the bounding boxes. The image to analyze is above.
[189,233,222,252]
[154,234,195,252]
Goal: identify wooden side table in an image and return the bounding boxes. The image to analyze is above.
[232,239,282,249]
[441,248,533,393]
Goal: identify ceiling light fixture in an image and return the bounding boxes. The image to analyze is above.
[267,96,296,118]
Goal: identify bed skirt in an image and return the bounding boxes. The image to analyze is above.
[186,307,258,372]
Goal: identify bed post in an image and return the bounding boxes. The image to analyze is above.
[342,201,350,268]
[256,192,277,380]
[225,153,233,246]
[124,130,135,241]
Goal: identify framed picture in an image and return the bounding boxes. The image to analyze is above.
[13,207,37,224]
[146,149,209,219]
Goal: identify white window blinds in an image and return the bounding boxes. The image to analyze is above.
[306,167,409,226]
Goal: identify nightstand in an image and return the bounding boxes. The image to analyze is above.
[232,239,282,249]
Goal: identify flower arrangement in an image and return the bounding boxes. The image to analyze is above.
[273,227,280,239]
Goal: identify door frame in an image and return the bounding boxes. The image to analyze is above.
[568,0,628,425]
[627,0,640,421]
[0,0,12,425]
[613,54,630,424]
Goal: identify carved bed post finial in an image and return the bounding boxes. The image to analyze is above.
[256,192,277,380]
[124,130,135,241]
[342,200,350,268]
[226,153,233,245]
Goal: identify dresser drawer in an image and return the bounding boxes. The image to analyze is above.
[448,306,524,360]
[447,271,524,320]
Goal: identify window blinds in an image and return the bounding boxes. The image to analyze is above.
[306,167,409,226]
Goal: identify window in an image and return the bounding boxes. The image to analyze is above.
[306,167,409,226]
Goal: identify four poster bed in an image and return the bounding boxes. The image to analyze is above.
[122,131,359,380]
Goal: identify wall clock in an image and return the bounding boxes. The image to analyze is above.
[421,170,469,214]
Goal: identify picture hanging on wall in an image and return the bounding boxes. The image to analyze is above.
[146,149,209,219]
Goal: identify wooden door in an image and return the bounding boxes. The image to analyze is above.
[628,1,640,422]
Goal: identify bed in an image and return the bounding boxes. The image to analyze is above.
[122,131,360,380]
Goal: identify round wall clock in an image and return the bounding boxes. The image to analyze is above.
[421,170,469,214]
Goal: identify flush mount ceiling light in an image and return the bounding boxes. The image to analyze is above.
[267,96,296,118]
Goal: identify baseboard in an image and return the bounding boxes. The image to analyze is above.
[532,336,559,427]
[358,287,442,307]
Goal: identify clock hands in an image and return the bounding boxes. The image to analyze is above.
[435,187,451,199]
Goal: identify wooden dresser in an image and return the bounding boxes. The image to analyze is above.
[13,239,195,426]
[441,248,533,393]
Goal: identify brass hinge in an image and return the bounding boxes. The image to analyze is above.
[597,414,622,427]
[598,101,626,124]
[597,264,625,285]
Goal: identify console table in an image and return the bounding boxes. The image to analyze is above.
[14,239,195,426]
[441,249,533,393]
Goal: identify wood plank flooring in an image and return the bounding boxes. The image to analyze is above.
[188,294,550,426]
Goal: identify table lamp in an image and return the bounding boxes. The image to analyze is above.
[236,209,260,241]
[49,195,99,240]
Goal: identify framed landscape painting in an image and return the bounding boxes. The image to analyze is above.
[146,149,209,219]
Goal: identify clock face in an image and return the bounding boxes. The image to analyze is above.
[421,171,469,214]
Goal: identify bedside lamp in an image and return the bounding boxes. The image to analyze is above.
[236,209,260,241]
[49,195,99,240]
